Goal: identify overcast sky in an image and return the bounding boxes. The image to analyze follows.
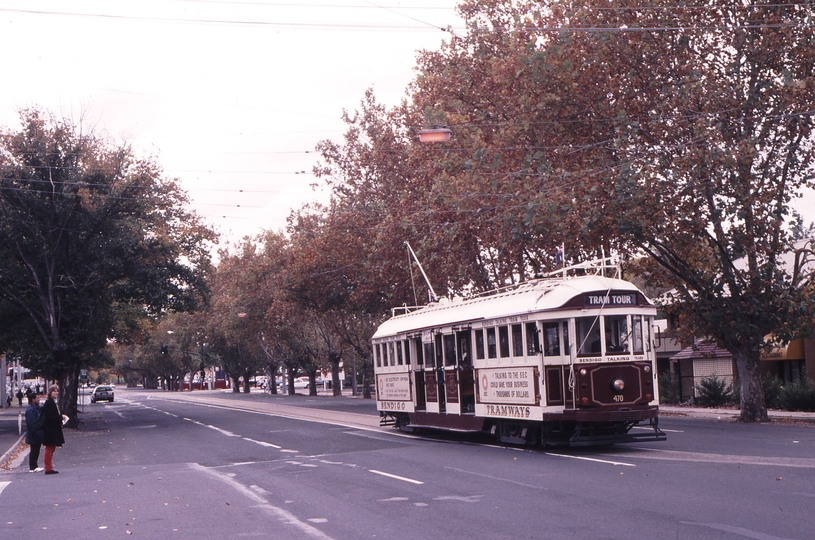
[1,1,813,249]
[0,0,464,245]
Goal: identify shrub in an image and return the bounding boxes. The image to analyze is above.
[695,375,734,408]
[658,372,680,404]
[762,377,783,409]
[777,379,815,412]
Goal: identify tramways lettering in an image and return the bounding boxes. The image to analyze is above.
[485,404,531,418]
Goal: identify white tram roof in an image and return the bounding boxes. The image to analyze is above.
[372,275,653,340]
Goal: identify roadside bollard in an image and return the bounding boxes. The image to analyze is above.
[18,412,22,435]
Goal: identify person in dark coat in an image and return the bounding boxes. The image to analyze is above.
[25,393,44,472]
[41,385,65,475]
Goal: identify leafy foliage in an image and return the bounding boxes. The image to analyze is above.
[658,372,681,405]
[0,109,215,419]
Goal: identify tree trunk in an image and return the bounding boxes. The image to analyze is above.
[362,356,373,400]
[230,375,240,393]
[330,352,342,397]
[733,349,769,422]
[242,374,251,394]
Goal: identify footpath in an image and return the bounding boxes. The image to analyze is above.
[2,391,814,470]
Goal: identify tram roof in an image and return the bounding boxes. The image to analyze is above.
[372,275,653,340]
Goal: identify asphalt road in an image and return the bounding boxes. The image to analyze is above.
[1,388,814,539]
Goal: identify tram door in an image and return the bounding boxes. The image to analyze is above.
[457,330,475,413]
[422,339,441,412]
[412,337,426,410]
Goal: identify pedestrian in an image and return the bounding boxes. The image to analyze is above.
[25,393,44,472]
[16,388,24,407]
[40,385,65,475]
[25,386,35,405]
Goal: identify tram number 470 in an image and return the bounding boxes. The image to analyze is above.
[613,395,625,402]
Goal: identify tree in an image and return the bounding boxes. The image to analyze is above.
[0,109,214,423]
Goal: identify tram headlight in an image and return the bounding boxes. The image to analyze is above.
[643,365,651,373]
[579,368,587,376]
[611,377,625,393]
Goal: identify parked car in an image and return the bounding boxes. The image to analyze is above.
[293,377,310,389]
[91,385,114,403]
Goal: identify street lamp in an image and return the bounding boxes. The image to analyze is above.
[417,125,452,143]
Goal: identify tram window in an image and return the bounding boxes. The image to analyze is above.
[412,338,421,365]
[645,318,652,352]
[576,317,601,356]
[458,332,471,365]
[632,316,644,354]
[435,334,443,366]
[388,342,396,366]
[475,329,485,360]
[424,342,435,367]
[605,315,629,354]
[486,328,497,359]
[511,324,524,357]
[375,344,382,368]
[562,321,570,354]
[396,341,404,365]
[543,322,561,357]
[498,326,510,358]
[444,334,456,366]
[526,322,540,355]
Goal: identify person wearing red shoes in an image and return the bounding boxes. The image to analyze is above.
[41,385,65,475]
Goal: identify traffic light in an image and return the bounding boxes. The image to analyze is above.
[160,345,168,355]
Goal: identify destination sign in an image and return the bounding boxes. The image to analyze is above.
[584,293,637,307]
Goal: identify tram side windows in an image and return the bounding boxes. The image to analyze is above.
[396,340,404,365]
[375,344,382,368]
[511,324,524,357]
[435,334,443,366]
[543,322,561,357]
[475,329,485,360]
[498,326,510,358]
[388,342,396,366]
[605,315,629,354]
[645,317,652,352]
[632,316,644,354]
[443,334,456,366]
[576,317,602,356]
[486,328,497,359]
[413,337,422,365]
[562,321,570,355]
[526,322,540,355]
[424,341,436,367]
[458,332,471,365]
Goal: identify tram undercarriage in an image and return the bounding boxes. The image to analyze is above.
[379,410,667,448]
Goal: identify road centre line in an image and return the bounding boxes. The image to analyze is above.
[445,467,547,490]
[369,469,424,485]
[243,437,282,449]
[544,453,636,467]
[605,448,815,469]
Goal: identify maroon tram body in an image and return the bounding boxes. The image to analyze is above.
[372,262,666,447]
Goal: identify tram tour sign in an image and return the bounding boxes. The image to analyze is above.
[477,367,536,405]
[583,292,637,307]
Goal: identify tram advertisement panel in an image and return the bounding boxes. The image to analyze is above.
[477,367,536,405]
[376,373,412,401]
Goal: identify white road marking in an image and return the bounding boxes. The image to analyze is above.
[444,466,548,490]
[189,463,336,540]
[631,426,684,433]
[544,453,636,467]
[681,521,791,540]
[369,469,424,485]
[433,495,482,503]
[378,497,410,502]
[243,437,282,449]
[0,482,10,496]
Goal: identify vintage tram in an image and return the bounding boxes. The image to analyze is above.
[372,259,666,447]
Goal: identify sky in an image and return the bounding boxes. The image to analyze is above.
[1,1,813,251]
[0,0,464,246]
